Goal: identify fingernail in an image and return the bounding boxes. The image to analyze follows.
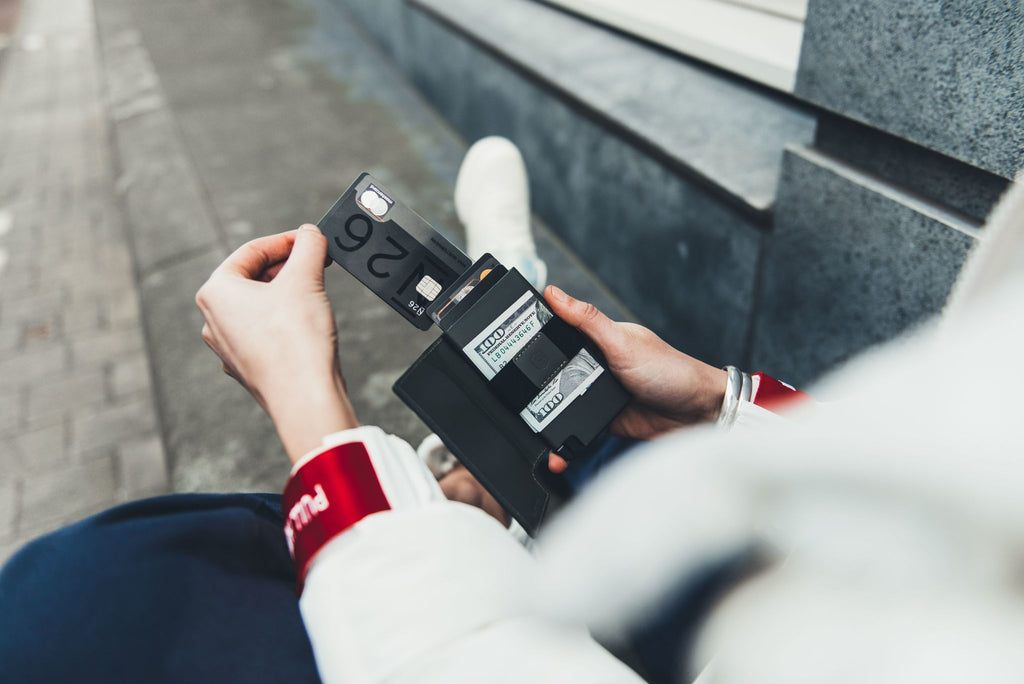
[548,285,568,303]
[298,224,318,233]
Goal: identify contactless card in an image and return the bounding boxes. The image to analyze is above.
[319,174,472,330]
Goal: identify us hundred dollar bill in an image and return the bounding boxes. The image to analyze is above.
[520,348,604,432]
[464,292,553,379]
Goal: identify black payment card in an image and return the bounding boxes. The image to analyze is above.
[319,174,472,330]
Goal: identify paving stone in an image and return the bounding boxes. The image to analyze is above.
[0,321,20,353]
[72,397,156,454]
[0,343,68,391]
[19,456,116,530]
[0,435,17,474]
[11,421,67,472]
[19,313,61,349]
[104,286,140,328]
[61,297,104,334]
[25,369,106,422]
[117,434,168,497]
[69,325,144,367]
[0,479,16,539]
[0,390,21,433]
[0,289,65,323]
[109,352,151,397]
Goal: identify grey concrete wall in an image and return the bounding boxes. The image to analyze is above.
[753,146,978,385]
[796,0,1024,179]
[335,0,822,366]
[336,0,1014,385]
[754,0,1017,383]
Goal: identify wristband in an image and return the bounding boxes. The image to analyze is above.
[282,441,391,592]
[719,368,806,427]
[750,372,808,411]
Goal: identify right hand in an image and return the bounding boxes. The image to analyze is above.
[543,285,727,472]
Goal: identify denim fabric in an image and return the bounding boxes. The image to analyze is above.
[0,493,320,684]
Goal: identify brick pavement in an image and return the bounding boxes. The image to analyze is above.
[0,0,167,564]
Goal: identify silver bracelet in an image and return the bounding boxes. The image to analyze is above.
[717,365,751,429]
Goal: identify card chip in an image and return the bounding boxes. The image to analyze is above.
[416,275,442,301]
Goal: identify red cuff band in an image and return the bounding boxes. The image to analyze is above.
[282,441,391,593]
[751,372,809,411]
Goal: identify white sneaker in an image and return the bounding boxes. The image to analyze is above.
[455,136,548,290]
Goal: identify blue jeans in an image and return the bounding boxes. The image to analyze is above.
[0,493,320,683]
[1,435,735,684]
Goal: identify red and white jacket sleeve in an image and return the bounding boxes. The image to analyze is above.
[282,425,643,684]
[732,372,810,431]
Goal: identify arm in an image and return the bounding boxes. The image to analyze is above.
[196,226,643,683]
[541,286,807,472]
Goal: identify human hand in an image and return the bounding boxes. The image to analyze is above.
[196,225,358,463]
[543,285,727,472]
[438,464,510,527]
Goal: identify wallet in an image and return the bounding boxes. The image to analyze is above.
[394,262,630,534]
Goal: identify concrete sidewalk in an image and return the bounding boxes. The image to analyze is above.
[1,0,630,563]
[0,0,166,562]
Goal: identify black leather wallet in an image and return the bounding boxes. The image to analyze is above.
[393,258,631,534]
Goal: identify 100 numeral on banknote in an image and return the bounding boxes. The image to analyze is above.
[519,348,603,431]
[463,292,604,432]
[464,292,553,379]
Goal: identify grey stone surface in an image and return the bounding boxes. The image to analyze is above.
[0,0,166,565]
[341,0,766,364]
[137,249,292,491]
[0,480,15,539]
[20,457,117,529]
[70,326,145,368]
[117,434,168,496]
[72,396,157,455]
[109,352,151,398]
[364,0,816,214]
[752,146,978,385]
[815,113,1011,224]
[10,422,67,473]
[0,343,67,391]
[0,390,20,433]
[25,369,106,422]
[796,0,1024,179]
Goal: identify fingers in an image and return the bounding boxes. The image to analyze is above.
[216,230,298,280]
[548,451,569,474]
[261,261,286,282]
[280,224,328,285]
[544,285,627,353]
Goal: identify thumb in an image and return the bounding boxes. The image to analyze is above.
[544,285,627,353]
[281,224,329,285]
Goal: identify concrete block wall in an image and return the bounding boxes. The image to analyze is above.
[334,0,1019,384]
[336,0,815,368]
[752,0,1019,384]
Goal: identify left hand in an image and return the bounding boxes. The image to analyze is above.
[195,225,358,462]
[439,464,510,527]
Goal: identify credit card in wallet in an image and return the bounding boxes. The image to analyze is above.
[319,173,472,330]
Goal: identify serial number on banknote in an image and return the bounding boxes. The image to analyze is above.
[464,292,553,379]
